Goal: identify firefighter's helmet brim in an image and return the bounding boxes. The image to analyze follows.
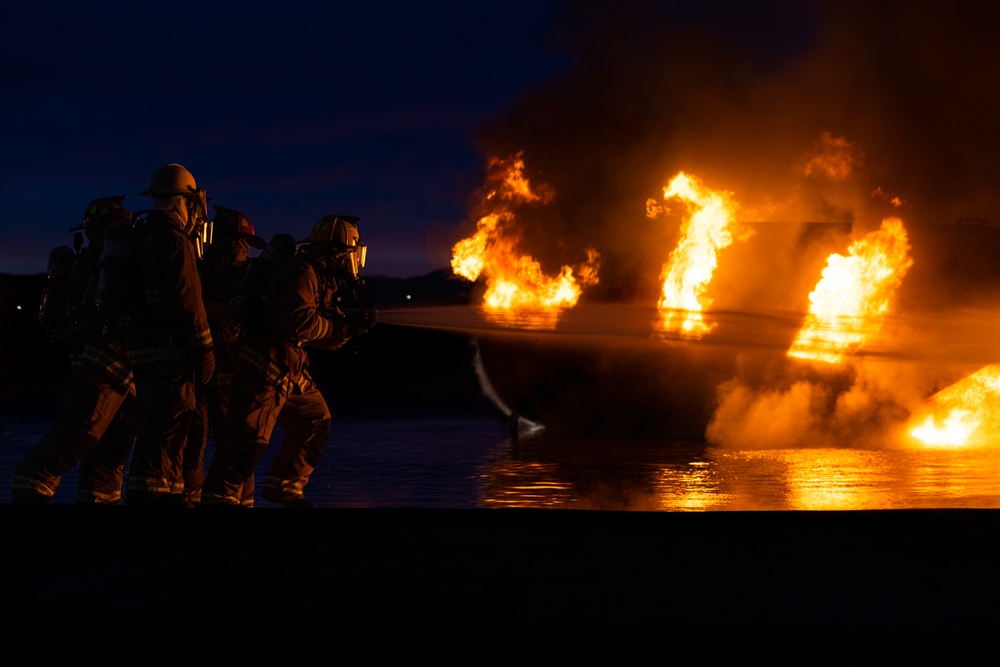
[244,233,267,249]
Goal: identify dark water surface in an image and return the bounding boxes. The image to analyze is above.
[0,398,511,508]
[3,394,1000,509]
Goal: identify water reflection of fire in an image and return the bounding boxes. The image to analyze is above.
[652,172,750,339]
[451,153,600,330]
[477,433,1000,510]
[481,459,576,508]
[788,217,913,363]
[907,365,1000,448]
[654,461,730,510]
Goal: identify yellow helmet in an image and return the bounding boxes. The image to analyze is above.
[140,163,201,197]
[299,215,360,245]
[140,162,209,227]
[299,215,367,278]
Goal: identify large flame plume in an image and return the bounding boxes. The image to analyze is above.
[907,365,1000,448]
[788,217,913,363]
[654,172,749,338]
[451,154,600,329]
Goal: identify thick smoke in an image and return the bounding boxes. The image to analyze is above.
[706,358,952,450]
[472,0,1000,308]
[468,0,1000,445]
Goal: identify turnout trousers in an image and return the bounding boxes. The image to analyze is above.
[126,362,196,505]
[202,373,331,506]
[184,370,254,505]
[12,370,138,504]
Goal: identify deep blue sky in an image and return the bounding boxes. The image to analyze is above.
[4,0,998,292]
[0,1,571,277]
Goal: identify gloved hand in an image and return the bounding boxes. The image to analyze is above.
[359,308,377,330]
[342,309,376,338]
[193,347,216,385]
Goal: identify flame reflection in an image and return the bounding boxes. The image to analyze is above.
[479,436,1000,510]
[653,461,733,511]
[481,460,577,508]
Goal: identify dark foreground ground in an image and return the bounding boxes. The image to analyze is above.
[2,506,999,652]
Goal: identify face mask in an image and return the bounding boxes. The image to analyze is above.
[344,242,367,278]
[188,189,209,225]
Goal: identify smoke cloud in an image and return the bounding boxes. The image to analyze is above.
[465,0,1000,445]
[706,358,950,450]
[469,0,1000,307]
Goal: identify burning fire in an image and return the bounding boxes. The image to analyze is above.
[655,172,748,338]
[788,217,913,363]
[451,154,600,329]
[908,365,1000,448]
[802,132,863,180]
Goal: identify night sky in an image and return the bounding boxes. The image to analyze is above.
[0,0,570,278]
[4,0,999,285]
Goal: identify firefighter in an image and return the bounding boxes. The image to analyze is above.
[201,214,376,508]
[12,196,142,504]
[183,205,265,506]
[125,163,215,507]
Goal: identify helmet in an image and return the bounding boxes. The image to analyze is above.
[212,205,266,249]
[298,215,361,245]
[140,163,201,197]
[140,162,209,229]
[70,195,130,232]
[299,214,367,278]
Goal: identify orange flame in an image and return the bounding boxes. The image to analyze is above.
[802,131,863,180]
[656,172,747,338]
[907,365,1000,448]
[788,217,913,363]
[872,186,904,208]
[450,154,600,329]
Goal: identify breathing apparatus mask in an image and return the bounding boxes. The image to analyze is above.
[299,215,367,286]
[139,163,211,257]
[300,215,376,341]
[188,191,212,258]
[334,237,367,283]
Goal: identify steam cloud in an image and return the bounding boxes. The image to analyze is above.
[707,358,942,450]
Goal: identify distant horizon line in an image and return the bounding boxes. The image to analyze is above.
[0,267,461,282]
